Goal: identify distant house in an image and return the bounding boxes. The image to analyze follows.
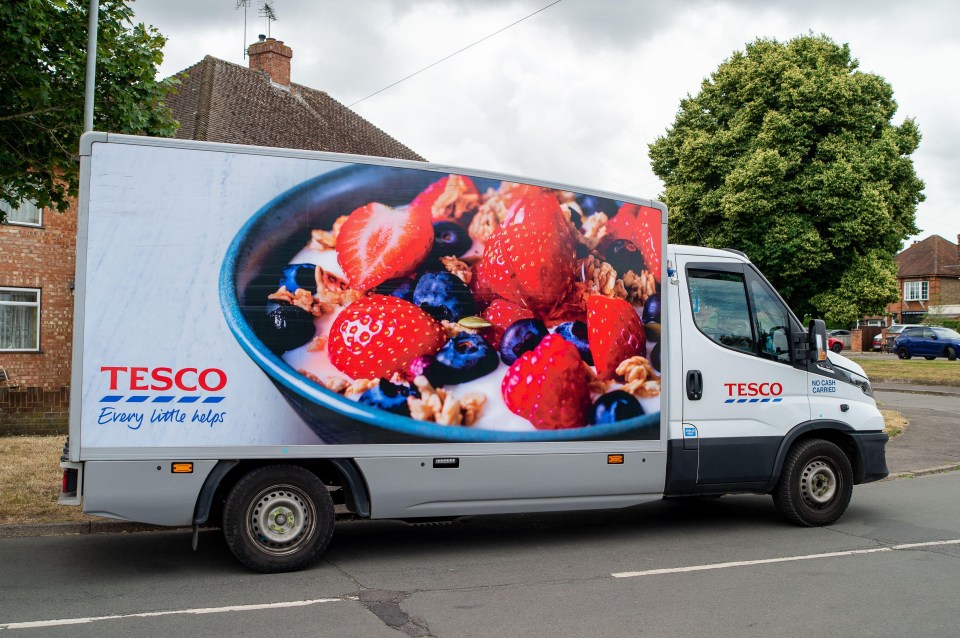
[0,36,422,434]
[885,234,960,324]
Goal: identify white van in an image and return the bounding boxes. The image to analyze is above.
[61,134,888,572]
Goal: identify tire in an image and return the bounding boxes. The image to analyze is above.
[222,465,334,573]
[830,343,843,354]
[897,346,911,360]
[947,346,957,361]
[773,439,853,527]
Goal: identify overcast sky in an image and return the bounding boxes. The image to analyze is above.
[132,0,958,245]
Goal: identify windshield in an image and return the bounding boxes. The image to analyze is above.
[889,325,906,334]
[933,327,960,339]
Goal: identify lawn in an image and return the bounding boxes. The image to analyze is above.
[851,357,960,387]
[0,436,96,526]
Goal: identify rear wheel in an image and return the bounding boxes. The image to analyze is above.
[222,465,334,573]
[897,346,911,360]
[773,439,853,526]
[946,346,957,361]
[830,342,843,354]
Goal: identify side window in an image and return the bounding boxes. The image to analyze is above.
[688,269,755,355]
[749,278,792,364]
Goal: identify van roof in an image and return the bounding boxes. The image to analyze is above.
[668,244,752,262]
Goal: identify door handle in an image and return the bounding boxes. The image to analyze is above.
[686,370,703,400]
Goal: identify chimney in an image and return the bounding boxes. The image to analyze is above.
[248,35,292,86]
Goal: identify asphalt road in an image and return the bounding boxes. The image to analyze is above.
[2,472,959,637]
[875,389,960,474]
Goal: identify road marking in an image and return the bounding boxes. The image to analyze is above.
[611,538,960,579]
[0,597,352,630]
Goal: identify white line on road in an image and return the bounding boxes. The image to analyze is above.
[611,538,960,578]
[0,597,352,630]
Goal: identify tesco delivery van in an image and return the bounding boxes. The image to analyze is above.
[60,133,888,572]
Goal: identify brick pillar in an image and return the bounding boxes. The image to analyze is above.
[248,36,292,86]
[851,329,863,352]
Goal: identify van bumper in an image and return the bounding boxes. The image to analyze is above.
[852,432,889,484]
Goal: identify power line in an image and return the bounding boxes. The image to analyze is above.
[347,0,562,108]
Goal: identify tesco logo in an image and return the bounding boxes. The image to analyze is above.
[101,366,227,392]
[724,382,783,397]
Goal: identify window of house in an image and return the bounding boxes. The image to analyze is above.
[903,281,929,301]
[0,288,41,351]
[0,198,42,227]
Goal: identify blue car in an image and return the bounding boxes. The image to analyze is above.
[893,326,960,361]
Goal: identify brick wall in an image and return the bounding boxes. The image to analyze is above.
[1,198,77,434]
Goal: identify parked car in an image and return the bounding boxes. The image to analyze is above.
[893,326,960,360]
[828,329,852,350]
[828,336,844,353]
[874,324,907,353]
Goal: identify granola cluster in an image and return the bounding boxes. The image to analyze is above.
[408,376,486,426]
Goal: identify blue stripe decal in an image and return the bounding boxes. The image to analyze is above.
[152,396,175,403]
[749,398,759,403]
[203,396,225,404]
[724,399,735,403]
[126,396,149,403]
[737,398,748,403]
[773,398,782,403]
[761,398,770,403]
[101,395,123,402]
[178,396,200,403]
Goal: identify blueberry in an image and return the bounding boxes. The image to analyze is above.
[413,271,476,322]
[577,195,605,216]
[499,319,549,365]
[279,263,317,293]
[428,221,472,259]
[375,278,415,302]
[605,239,645,275]
[554,321,593,365]
[642,293,661,325]
[433,333,499,385]
[259,304,315,354]
[650,342,660,372]
[358,379,420,416]
[591,390,643,425]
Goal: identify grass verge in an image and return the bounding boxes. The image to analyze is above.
[853,357,960,386]
[881,409,908,438]
[0,436,96,526]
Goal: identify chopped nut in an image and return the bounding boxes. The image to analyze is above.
[406,375,485,426]
[269,286,325,316]
[441,319,478,339]
[429,175,480,221]
[440,256,473,285]
[306,335,327,352]
[310,215,348,249]
[621,269,657,305]
[468,205,501,244]
[580,212,609,250]
[344,378,379,398]
[615,356,661,398]
[580,255,619,298]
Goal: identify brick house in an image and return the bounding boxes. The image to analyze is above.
[886,234,960,323]
[0,37,421,434]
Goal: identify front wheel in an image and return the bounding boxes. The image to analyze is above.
[222,465,335,573]
[830,342,843,353]
[897,346,911,360]
[946,346,957,361]
[773,439,853,526]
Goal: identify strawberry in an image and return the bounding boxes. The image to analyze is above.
[501,335,590,429]
[328,295,445,380]
[586,295,646,380]
[606,203,662,282]
[409,174,480,222]
[336,202,434,291]
[475,195,576,315]
[481,298,534,347]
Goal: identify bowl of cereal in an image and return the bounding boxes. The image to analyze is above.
[220,162,663,443]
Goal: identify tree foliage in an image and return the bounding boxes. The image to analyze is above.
[0,0,177,221]
[649,34,924,325]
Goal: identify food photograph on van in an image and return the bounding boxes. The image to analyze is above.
[224,165,664,443]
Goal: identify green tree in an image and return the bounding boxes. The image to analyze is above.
[649,34,924,326]
[0,0,177,221]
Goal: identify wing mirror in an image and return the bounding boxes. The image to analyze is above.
[807,319,828,363]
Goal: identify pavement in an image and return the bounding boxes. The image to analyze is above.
[3,381,958,540]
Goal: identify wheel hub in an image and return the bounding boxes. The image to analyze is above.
[250,487,313,549]
[800,459,837,506]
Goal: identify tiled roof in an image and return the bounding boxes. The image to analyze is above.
[165,56,424,161]
[897,234,960,277]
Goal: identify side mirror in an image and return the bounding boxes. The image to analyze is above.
[807,319,828,363]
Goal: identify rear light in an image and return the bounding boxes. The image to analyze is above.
[61,468,78,496]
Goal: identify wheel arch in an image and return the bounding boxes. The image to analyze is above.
[193,458,371,525]
[764,420,866,492]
